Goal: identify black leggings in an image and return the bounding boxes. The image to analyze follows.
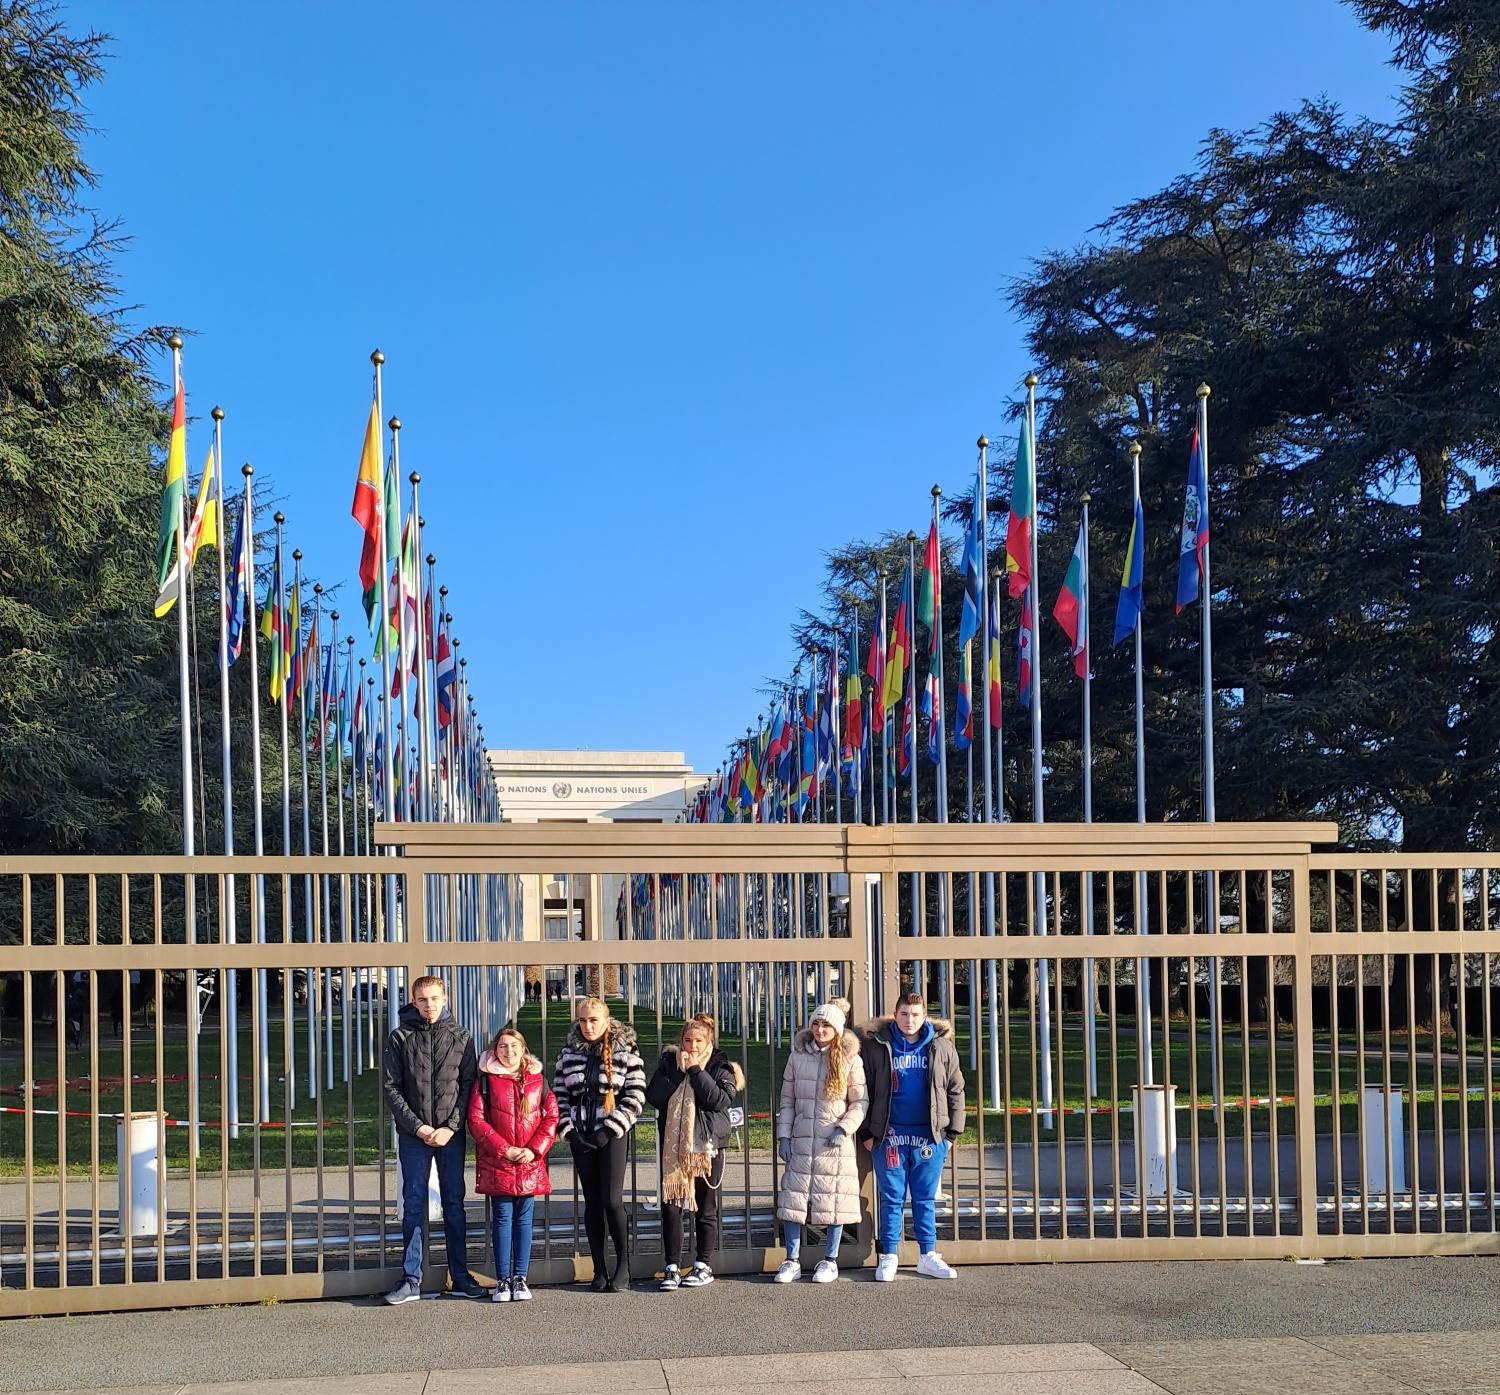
[572,1133,629,1280]
[662,1150,725,1267]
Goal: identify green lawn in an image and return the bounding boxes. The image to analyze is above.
[3,1000,1496,1176]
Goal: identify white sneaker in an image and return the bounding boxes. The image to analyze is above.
[917,1250,958,1279]
[874,1253,898,1282]
[773,1259,801,1284]
[491,1278,511,1302]
[812,1259,839,1283]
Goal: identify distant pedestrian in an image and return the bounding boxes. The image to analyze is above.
[857,992,964,1281]
[774,998,867,1283]
[381,975,483,1303]
[468,1025,557,1303]
[553,997,646,1291]
[645,1012,743,1290]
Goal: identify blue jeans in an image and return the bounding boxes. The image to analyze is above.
[873,1137,948,1253]
[783,1221,843,1260]
[397,1130,471,1286]
[490,1194,535,1278]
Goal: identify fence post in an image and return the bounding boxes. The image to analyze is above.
[1292,852,1319,1253]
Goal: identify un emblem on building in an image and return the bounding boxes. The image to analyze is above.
[553,781,572,799]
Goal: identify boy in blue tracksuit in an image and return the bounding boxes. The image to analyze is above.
[856,993,965,1281]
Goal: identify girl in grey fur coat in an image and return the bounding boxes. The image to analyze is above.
[773,998,868,1284]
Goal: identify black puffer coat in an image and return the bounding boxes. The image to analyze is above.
[645,1045,745,1148]
[382,1003,477,1138]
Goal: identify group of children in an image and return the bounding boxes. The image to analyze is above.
[390,977,965,1303]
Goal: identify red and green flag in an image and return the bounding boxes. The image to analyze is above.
[1005,416,1033,599]
[153,378,188,617]
[1052,519,1088,679]
[352,401,383,636]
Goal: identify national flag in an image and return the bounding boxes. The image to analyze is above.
[1017,589,1034,709]
[738,739,758,811]
[866,590,887,730]
[1004,416,1034,599]
[352,400,383,636]
[843,625,863,762]
[1114,493,1145,645]
[224,493,248,666]
[435,628,455,729]
[918,522,942,764]
[153,377,188,618]
[186,446,218,562]
[320,640,337,731]
[260,549,285,705]
[287,588,306,703]
[898,681,914,777]
[1052,519,1089,679]
[955,500,983,750]
[797,665,818,815]
[353,680,366,774]
[954,641,974,752]
[917,520,940,645]
[767,690,794,782]
[882,563,910,715]
[1175,424,1209,613]
[816,650,837,785]
[986,578,1002,729]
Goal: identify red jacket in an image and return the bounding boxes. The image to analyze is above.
[467,1052,558,1197]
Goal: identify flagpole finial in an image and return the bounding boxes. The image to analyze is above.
[1024,372,1038,389]
[931,485,942,499]
[242,463,253,478]
[314,583,323,596]
[359,656,367,669]
[330,609,338,622]
[293,548,303,562]
[906,531,917,543]
[1080,492,1092,507]
[977,435,988,450]
[274,511,285,525]
[1197,382,1211,399]
[1128,441,1142,458]
[212,405,224,423]
[168,333,183,351]
[426,553,436,566]
[389,416,401,433]
[409,471,420,485]
[371,349,384,366]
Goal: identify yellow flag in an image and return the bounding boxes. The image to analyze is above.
[188,447,218,561]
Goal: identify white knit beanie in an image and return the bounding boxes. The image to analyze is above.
[809,1000,847,1035]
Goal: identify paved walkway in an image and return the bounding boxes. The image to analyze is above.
[5,1258,1498,1394]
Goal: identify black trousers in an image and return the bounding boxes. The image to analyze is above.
[662,1150,725,1267]
[571,1133,629,1279]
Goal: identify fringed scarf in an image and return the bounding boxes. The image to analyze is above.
[660,1076,714,1210]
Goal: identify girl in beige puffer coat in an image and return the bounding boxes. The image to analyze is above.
[773,998,868,1284]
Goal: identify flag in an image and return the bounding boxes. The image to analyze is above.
[1017,589,1034,709]
[320,640,337,731]
[186,446,218,562]
[1176,424,1209,612]
[918,522,942,764]
[898,681,914,777]
[1114,493,1145,645]
[882,563,910,715]
[352,400,383,636]
[353,680,366,774]
[954,641,974,752]
[224,493,248,666]
[955,501,983,750]
[153,377,188,617]
[843,625,863,763]
[286,586,305,702]
[1005,416,1033,599]
[435,628,455,729]
[917,520,940,642]
[1052,519,1088,679]
[797,665,818,815]
[865,596,886,731]
[767,690,794,782]
[986,579,1002,728]
[260,549,284,705]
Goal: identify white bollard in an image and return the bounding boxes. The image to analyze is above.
[116,1112,161,1237]
[1362,1086,1407,1194]
[1132,1083,1178,1198]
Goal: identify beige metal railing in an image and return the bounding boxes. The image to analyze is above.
[1,820,1497,1316]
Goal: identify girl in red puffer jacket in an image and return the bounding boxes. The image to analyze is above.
[467,1026,559,1302]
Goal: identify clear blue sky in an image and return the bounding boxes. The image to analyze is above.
[79,1,1399,775]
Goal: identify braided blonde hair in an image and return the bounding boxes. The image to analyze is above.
[579,997,615,1112]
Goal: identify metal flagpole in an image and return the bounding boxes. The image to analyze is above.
[931,487,950,1019]
[294,553,317,1101]
[1025,372,1054,1127]
[986,576,1004,1102]
[211,405,240,1138]
[1080,494,1097,1097]
[407,489,431,823]
[832,635,842,828]
[979,437,1001,1102]
[906,530,920,993]
[371,353,401,1020]
[243,465,270,1123]
[330,614,347,1083]
[1198,383,1221,1111]
[313,587,334,1091]
[877,573,889,828]
[277,521,296,1109]
[389,426,413,827]
[1128,440,1153,1085]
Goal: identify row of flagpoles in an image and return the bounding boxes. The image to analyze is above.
[687,377,1219,1118]
[152,342,506,1140]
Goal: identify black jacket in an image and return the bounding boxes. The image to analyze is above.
[382,1003,477,1138]
[645,1045,744,1147]
[855,1016,966,1145]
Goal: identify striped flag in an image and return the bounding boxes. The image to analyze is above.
[1052,520,1089,679]
[152,378,188,617]
[352,401,383,636]
[224,493,248,666]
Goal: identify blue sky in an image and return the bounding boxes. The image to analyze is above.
[80,1,1399,774]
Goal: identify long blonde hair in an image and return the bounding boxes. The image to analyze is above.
[814,998,851,1100]
[578,997,615,1112]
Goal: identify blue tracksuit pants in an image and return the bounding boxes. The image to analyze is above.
[873,1137,947,1253]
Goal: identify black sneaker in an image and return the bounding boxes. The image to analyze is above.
[383,1278,421,1304]
[510,1276,532,1302]
[446,1276,486,1300]
[658,1264,681,1291]
[681,1261,714,1287]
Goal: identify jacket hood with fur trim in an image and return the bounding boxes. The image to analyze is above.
[477,1049,544,1076]
[563,1017,639,1054]
[792,1026,862,1058]
[860,1015,954,1041]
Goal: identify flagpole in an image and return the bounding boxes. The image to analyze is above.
[295,554,318,1101]
[1080,493,1097,1097]
[389,423,413,827]
[371,352,400,1020]
[1198,382,1221,1112]
[1128,440,1153,1085]
[210,405,239,1138]
[878,572,890,828]
[168,337,195,862]
[931,486,951,1020]
[987,577,1004,1103]
[331,613,348,1083]
[243,465,270,1123]
[1025,372,1054,1127]
[277,521,296,1110]
[906,529,920,991]
[408,482,431,822]
[978,437,1001,1100]
[313,585,334,1091]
